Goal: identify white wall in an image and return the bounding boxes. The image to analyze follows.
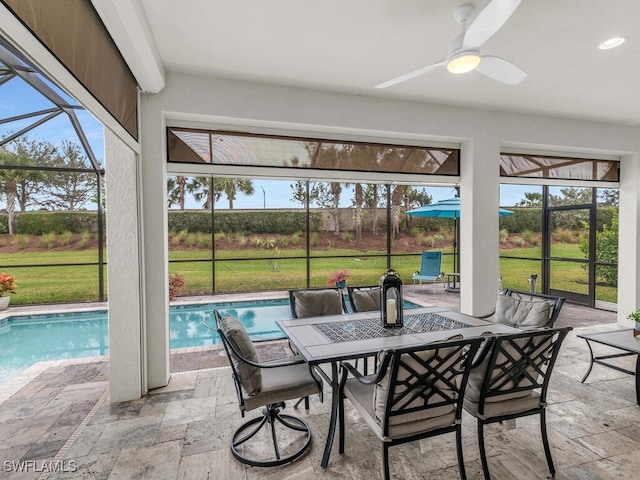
[104,129,145,402]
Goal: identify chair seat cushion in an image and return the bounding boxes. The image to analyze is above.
[293,289,343,318]
[344,376,456,441]
[495,294,551,328]
[351,288,380,312]
[463,393,543,420]
[218,314,262,396]
[243,361,321,411]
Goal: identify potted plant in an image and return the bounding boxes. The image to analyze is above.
[327,269,351,288]
[169,274,187,300]
[0,272,17,309]
[627,309,640,337]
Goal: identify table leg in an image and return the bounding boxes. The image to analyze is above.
[320,361,339,468]
[636,354,640,405]
[580,340,595,383]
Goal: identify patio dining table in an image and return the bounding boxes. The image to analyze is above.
[277,305,519,468]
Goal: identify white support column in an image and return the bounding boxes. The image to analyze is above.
[104,128,145,402]
[140,94,170,390]
[459,136,501,316]
[617,153,640,325]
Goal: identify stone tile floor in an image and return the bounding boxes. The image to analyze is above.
[2,291,639,479]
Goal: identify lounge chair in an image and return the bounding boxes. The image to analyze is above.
[412,251,444,292]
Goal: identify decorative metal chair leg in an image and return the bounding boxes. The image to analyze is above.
[382,443,391,480]
[269,415,281,460]
[540,410,555,475]
[230,407,313,467]
[477,421,491,480]
[455,425,468,480]
[338,392,345,454]
[293,396,308,409]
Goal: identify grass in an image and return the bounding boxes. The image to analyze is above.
[2,243,618,305]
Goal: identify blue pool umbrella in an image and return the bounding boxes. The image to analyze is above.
[407,197,513,277]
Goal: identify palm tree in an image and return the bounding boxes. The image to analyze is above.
[214,178,254,209]
[167,176,188,210]
[188,177,214,209]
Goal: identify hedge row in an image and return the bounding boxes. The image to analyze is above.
[0,212,101,235]
[498,207,615,233]
[0,207,616,236]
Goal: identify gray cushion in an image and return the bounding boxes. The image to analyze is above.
[351,288,380,312]
[495,294,551,328]
[218,314,262,396]
[344,376,455,441]
[243,360,321,411]
[293,289,343,318]
[465,333,553,413]
[372,334,464,429]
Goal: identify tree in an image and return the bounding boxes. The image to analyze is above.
[213,178,254,209]
[363,184,384,234]
[517,192,542,207]
[390,185,406,238]
[580,210,618,286]
[598,188,619,207]
[167,176,188,210]
[549,187,592,206]
[352,183,364,241]
[1,137,57,233]
[188,177,214,209]
[42,141,97,210]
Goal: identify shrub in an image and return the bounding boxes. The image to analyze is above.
[78,232,91,249]
[291,232,301,245]
[554,228,574,243]
[499,229,509,244]
[168,274,187,300]
[59,230,73,246]
[342,232,354,242]
[581,210,618,286]
[38,233,56,249]
[522,230,536,244]
[420,236,436,248]
[197,233,212,249]
[511,236,525,247]
[432,233,446,243]
[13,234,29,249]
[310,232,319,246]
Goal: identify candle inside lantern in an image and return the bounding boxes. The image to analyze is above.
[387,299,396,324]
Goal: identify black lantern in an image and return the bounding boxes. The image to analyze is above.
[380,268,403,328]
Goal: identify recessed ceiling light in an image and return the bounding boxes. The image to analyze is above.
[598,37,626,50]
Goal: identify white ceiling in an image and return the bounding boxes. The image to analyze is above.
[104,0,640,126]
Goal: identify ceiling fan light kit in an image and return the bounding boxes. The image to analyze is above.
[446,50,481,74]
[376,0,525,88]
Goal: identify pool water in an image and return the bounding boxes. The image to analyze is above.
[0,297,421,386]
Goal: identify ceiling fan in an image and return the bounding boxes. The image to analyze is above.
[375,0,527,89]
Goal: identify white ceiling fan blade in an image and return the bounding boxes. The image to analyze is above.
[375,61,446,89]
[476,55,527,85]
[463,0,522,49]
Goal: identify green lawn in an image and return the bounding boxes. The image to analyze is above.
[2,243,617,305]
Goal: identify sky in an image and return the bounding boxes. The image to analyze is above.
[1,73,532,211]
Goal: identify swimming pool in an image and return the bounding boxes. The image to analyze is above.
[0,297,422,386]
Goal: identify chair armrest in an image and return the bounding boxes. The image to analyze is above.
[339,351,392,388]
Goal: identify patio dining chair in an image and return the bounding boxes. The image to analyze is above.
[347,285,380,313]
[288,286,346,318]
[412,251,444,292]
[214,310,323,467]
[463,326,572,479]
[479,288,565,328]
[338,335,482,480]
